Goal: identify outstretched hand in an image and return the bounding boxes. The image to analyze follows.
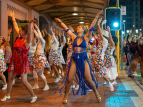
[34,24,39,31]
[107,26,110,31]
[8,28,12,34]
[29,19,35,24]
[55,18,62,22]
[96,9,103,18]
[69,26,74,32]
[102,20,107,25]
[9,11,14,17]
[98,18,102,25]
[44,28,46,32]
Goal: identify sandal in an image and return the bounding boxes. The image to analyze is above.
[63,97,67,104]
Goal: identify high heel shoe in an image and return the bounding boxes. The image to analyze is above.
[63,97,67,104]
[95,91,101,103]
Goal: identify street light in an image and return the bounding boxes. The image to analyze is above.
[127,30,129,33]
[123,20,126,22]
[136,29,138,33]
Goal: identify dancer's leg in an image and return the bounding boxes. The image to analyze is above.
[20,72,35,97]
[58,64,64,76]
[84,60,101,102]
[52,65,59,78]
[6,70,15,96]
[33,69,38,88]
[38,68,49,90]
[0,72,6,85]
[64,60,77,98]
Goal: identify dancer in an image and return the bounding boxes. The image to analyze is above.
[42,29,51,75]
[49,26,61,83]
[4,39,12,84]
[89,33,99,73]
[94,19,114,91]
[32,24,50,91]
[57,31,66,77]
[103,26,118,85]
[55,9,103,104]
[1,11,37,103]
[0,29,12,90]
[28,37,37,68]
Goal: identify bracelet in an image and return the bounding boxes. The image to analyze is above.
[8,33,11,36]
[65,28,70,33]
[89,27,96,31]
[72,32,76,35]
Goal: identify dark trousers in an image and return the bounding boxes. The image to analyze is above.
[125,52,129,66]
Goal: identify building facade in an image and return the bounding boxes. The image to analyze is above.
[0,0,63,49]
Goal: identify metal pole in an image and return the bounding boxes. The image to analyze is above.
[116,0,120,73]
[117,30,120,73]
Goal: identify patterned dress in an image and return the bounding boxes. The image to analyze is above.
[0,49,6,72]
[89,45,96,72]
[94,37,108,76]
[104,45,116,68]
[28,45,37,66]
[56,37,98,96]
[104,45,118,80]
[8,38,31,75]
[58,47,65,64]
[49,35,60,66]
[33,53,50,70]
[32,30,50,70]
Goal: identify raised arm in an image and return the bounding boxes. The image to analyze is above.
[107,26,115,47]
[50,26,59,47]
[61,31,66,47]
[97,18,103,41]
[84,10,103,39]
[3,28,12,48]
[34,24,45,44]
[55,18,76,40]
[25,19,34,49]
[101,20,107,32]
[9,11,19,35]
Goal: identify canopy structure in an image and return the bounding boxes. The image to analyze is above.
[13,0,109,28]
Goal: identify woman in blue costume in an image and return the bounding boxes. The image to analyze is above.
[55,10,103,104]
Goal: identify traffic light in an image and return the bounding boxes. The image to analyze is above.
[105,8,121,30]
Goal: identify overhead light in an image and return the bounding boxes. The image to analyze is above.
[133,25,135,27]
[123,20,126,22]
[79,21,84,24]
[72,13,78,15]
[140,29,142,31]
[135,35,136,36]
[127,30,129,33]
